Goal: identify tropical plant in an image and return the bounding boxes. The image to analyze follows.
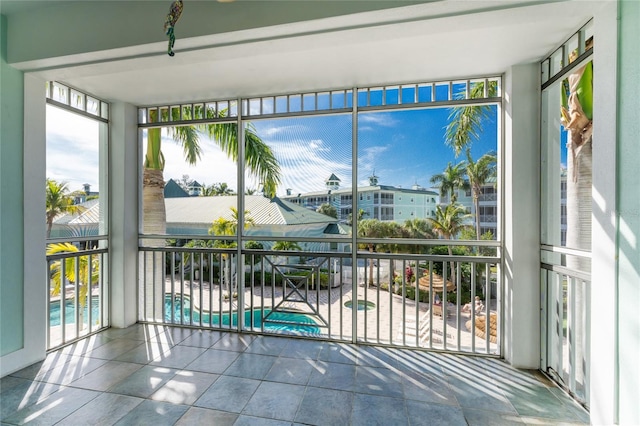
[401,218,435,254]
[142,107,280,239]
[561,60,593,263]
[445,80,499,157]
[47,242,100,328]
[428,203,471,285]
[317,203,338,219]
[201,184,216,196]
[272,241,302,251]
[357,219,390,286]
[45,179,85,238]
[346,208,368,226]
[465,151,497,239]
[376,221,403,253]
[208,207,255,248]
[560,60,593,385]
[430,161,469,203]
[202,182,235,197]
[208,208,255,297]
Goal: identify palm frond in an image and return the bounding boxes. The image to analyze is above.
[445,81,498,156]
[170,126,202,165]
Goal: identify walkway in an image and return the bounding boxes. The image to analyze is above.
[2,324,589,425]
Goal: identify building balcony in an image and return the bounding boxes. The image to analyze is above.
[1,323,589,425]
[4,242,588,424]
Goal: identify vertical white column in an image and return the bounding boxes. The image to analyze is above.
[109,102,139,328]
[590,1,621,424]
[615,1,640,424]
[503,64,541,368]
[2,73,48,375]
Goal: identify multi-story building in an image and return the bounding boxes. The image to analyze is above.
[438,177,499,238]
[283,173,439,223]
[439,171,567,242]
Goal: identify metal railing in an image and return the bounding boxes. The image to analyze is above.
[541,247,591,408]
[479,193,497,202]
[139,238,501,355]
[46,238,109,350]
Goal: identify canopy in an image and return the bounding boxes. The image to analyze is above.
[417,272,455,292]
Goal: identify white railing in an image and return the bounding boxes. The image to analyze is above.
[46,238,109,350]
[541,247,591,408]
[139,237,501,355]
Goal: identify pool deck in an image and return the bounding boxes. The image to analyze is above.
[49,276,498,353]
[159,277,498,353]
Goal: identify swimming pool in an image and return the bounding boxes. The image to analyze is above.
[344,299,376,311]
[49,297,101,327]
[165,294,321,334]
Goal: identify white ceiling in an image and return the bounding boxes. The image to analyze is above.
[23,1,595,106]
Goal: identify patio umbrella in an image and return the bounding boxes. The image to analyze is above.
[417,273,455,292]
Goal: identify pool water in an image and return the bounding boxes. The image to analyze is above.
[49,295,321,335]
[49,297,101,327]
[344,300,376,311]
[165,295,321,334]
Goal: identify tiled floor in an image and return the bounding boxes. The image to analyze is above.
[1,324,589,425]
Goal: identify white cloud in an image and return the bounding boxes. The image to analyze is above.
[161,134,238,190]
[260,124,306,136]
[358,113,399,127]
[46,106,102,191]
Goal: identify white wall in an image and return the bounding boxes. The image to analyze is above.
[503,63,541,368]
[0,14,24,359]
[0,74,47,376]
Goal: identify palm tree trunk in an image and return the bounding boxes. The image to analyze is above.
[447,244,456,295]
[473,192,481,240]
[566,135,592,386]
[142,168,166,321]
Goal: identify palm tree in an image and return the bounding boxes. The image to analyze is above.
[429,203,471,286]
[445,80,499,157]
[208,207,254,247]
[347,208,368,226]
[47,242,100,329]
[317,203,338,219]
[143,107,280,237]
[46,179,85,238]
[142,109,279,313]
[208,208,255,297]
[402,218,435,254]
[560,60,592,385]
[430,161,469,203]
[561,61,592,266]
[272,241,302,251]
[465,151,497,239]
[213,182,235,196]
[357,219,389,286]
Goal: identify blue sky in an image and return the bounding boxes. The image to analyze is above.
[246,106,499,195]
[47,103,501,196]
